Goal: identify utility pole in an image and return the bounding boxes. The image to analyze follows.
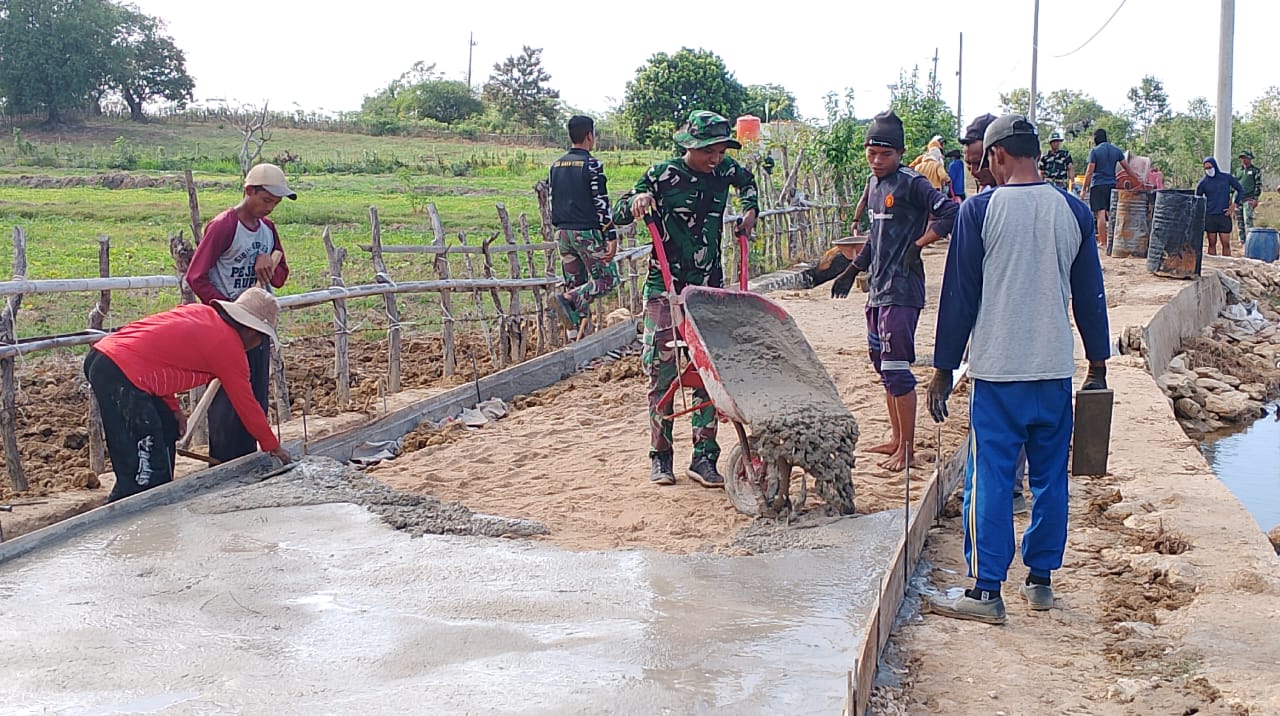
[1029,0,1040,123]
[956,32,963,135]
[931,47,940,94]
[1214,0,1235,165]
[466,32,478,89]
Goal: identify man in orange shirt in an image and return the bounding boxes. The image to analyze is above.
[84,287,291,501]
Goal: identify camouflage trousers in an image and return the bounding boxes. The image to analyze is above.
[1236,202,1257,237]
[557,229,618,314]
[642,295,719,460]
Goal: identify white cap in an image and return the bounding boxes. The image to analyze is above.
[244,163,297,200]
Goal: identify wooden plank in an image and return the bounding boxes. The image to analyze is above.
[369,206,401,394]
[428,204,456,377]
[0,275,180,297]
[321,227,350,408]
[356,243,558,255]
[86,235,110,474]
[274,276,561,311]
[497,203,525,362]
[0,227,28,491]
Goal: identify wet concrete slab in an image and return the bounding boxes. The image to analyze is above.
[0,482,902,715]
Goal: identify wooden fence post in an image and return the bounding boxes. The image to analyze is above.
[184,169,203,244]
[427,204,456,377]
[86,235,110,474]
[321,227,350,408]
[0,227,28,491]
[458,231,498,367]
[168,230,209,441]
[496,203,525,361]
[481,233,510,367]
[518,212,549,354]
[369,206,402,393]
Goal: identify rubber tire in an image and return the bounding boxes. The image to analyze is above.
[724,442,762,516]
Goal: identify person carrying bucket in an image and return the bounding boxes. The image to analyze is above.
[1196,157,1245,258]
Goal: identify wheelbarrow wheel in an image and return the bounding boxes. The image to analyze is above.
[724,442,763,516]
[724,440,803,518]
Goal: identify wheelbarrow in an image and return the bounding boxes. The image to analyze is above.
[644,215,856,517]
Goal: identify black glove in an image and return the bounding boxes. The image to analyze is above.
[831,264,861,299]
[903,242,924,273]
[926,369,953,424]
[1082,362,1107,391]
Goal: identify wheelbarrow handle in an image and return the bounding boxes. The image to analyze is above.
[734,221,749,291]
[644,214,677,297]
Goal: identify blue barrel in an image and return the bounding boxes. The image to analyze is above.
[1244,228,1279,263]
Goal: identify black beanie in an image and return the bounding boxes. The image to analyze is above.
[865,110,905,151]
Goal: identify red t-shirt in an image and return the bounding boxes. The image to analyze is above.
[94,304,280,452]
[186,209,289,304]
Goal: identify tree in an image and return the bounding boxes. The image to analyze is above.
[998,87,1049,124]
[0,0,119,123]
[398,80,482,124]
[889,66,956,155]
[1250,87,1280,121]
[1127,75,1170,132]
[482,46,559,127]
[109,6,194,121]
[743,84,798,122]
[814,89,868,200]
[622,47,746,149]
[1187,97,1213,121]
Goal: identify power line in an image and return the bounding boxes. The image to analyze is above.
[1052,0,1130,58]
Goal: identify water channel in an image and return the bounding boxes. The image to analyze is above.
[1200,401,1280,534]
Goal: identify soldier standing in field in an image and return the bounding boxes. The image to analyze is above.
[549,115,619,340]
[185,163,294,463]
[616,110,758,487]
[1038,131,1074,190]
[1236,150,1263,236]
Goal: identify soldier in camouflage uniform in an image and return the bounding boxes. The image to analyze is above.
[550,115,619,340]
[613,110,759,487]
[1236,150,1263,236]
[1037,131,1074,190]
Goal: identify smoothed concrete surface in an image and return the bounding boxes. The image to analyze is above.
[0,483,902,715]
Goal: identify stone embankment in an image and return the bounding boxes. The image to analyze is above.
[1147,264,1280,435]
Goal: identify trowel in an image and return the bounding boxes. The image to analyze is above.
[1071,388,1114,476]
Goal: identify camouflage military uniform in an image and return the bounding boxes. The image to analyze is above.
[549,147,619,321]
[614,114,759,462]
[1236,156,1262,234]
[556,229,618,315]
[1038,148,1073,189]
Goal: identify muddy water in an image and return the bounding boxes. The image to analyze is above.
[0,478,903,714]
[1201,401,1280,533]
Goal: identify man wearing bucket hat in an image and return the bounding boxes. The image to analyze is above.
[1038,131,1074,190]
[925,114,1110,624]
[84,287,292,502]
[186,162,295,463]
[614,110,758,488]
[1236,150,1262,235]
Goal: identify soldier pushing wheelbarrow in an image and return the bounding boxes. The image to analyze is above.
[614,110,859,518]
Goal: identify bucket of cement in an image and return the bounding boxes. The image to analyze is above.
[1147,189,1205,279]
[1107,189,1153,259]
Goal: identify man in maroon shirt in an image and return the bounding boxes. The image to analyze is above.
[85,288,291,502]
[185,163,295,462]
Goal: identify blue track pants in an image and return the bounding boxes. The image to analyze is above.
[963,378,1073,590]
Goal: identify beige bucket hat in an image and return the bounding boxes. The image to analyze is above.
[213,286,279,344]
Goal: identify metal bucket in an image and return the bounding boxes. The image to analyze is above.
[1244,228,1279,263]
[1107,189,1153,259]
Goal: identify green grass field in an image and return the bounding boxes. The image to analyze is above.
[0,118,670,339]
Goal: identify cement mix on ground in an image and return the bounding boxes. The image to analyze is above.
[0,470,904,715]
[687,291,859,510]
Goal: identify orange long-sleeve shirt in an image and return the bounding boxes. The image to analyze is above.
[94,304,280,452]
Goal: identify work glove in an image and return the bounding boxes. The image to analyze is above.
[1082,362,1108,391]
[926,368,953,424]
[831,265,861,299]
[903,242,924,274]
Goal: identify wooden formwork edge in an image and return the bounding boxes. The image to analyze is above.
[844,440,969,716]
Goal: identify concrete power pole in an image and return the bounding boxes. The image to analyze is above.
[956,32,963,135]
[1029,0,1040,123]
[1214,0,1235,165]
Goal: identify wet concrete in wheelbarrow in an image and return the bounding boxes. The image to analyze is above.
[685,290,860,511]
[0,457,902,715]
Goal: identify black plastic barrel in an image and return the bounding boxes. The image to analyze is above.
[1147,190,1205,278]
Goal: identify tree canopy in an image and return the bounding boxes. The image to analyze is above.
[621,48,746,149]
[482,46,560,128]
[743,84,798,122]
[110,5,194,121]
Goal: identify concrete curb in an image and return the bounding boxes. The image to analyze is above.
[1141,271,1226,377]
[0,319,640,564]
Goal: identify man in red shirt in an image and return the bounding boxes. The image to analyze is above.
[185,163,295,462]
[84,288,291,501]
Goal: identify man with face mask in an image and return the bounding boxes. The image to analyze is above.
[1196,157,1245,257]
[618,110,759,488]
[924,115,1110,624]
